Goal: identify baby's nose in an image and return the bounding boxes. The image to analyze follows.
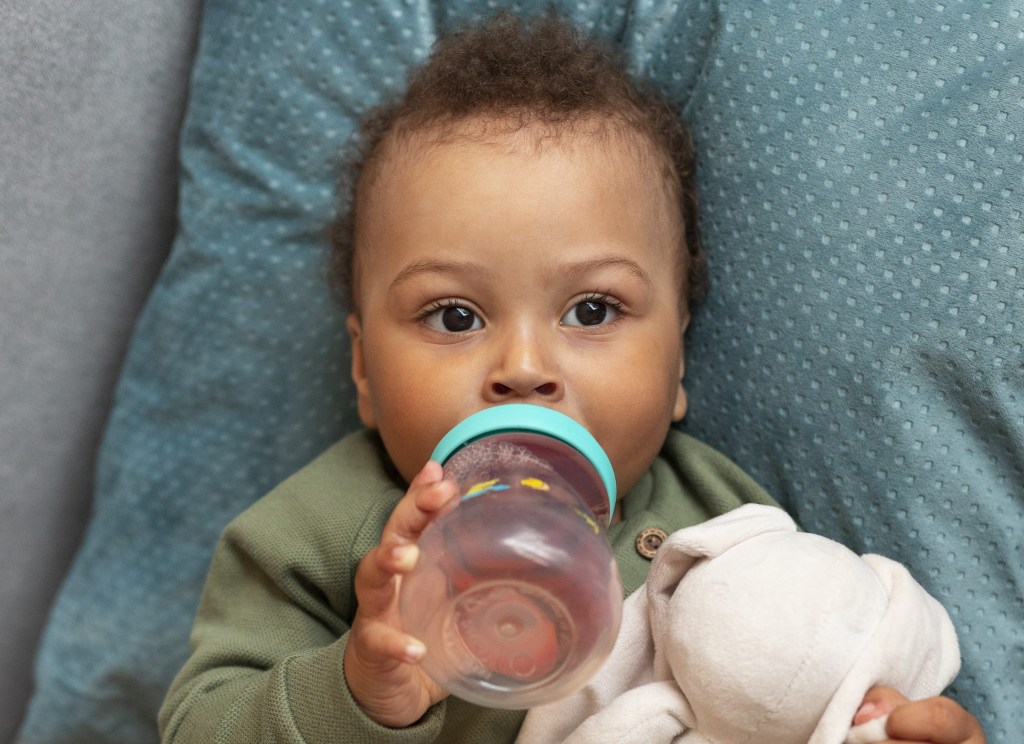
[483,329,562,402]
[490,380,558,398]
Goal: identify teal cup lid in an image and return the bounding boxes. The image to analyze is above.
[430,404,617,520]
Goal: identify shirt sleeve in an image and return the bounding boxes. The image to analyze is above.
[159,436,449,743]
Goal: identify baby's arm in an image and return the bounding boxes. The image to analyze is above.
[344,461,458,727]
[159,442,459,743]
[852,686,985,744]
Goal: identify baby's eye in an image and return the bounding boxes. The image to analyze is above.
[423,303,482,333]
[561,298,621,327]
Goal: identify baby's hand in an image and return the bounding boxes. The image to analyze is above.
[344,461,458,728]
[851,685,985,744]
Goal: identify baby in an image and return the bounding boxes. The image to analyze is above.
[159,12,984,744]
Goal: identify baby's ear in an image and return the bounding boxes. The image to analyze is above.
[346,314,377,430]
[672,345,688,422]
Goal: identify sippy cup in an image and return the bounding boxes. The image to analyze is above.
[399,404,623,709]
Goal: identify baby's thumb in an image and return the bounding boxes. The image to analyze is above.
[853,685,907,725]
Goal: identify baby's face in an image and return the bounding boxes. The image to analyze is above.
[347,125,688,497]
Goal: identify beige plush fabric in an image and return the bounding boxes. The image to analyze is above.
[518,505,960,744]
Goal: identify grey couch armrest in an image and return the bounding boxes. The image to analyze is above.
[0,1,203,739]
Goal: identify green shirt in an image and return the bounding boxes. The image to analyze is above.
[159,428,778,743]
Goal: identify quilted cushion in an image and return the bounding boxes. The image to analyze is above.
[677,6,1022,742]
[21,1,1021,742]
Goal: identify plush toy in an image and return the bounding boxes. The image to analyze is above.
[517,504,961,744]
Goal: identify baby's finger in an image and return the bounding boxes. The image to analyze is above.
[885,696,985,744]
[348,616,427,668]
[353,541,419,616]
[382,461,458,545]
[854,686,907,725]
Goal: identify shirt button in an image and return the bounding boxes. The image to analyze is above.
[636,528,668,559]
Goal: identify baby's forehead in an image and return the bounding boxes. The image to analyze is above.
[348,114,689,311]
[363,116,672,198]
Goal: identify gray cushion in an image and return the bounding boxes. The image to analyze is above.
[0,1,201,740]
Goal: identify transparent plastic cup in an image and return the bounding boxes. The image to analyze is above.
[399,404,623,709]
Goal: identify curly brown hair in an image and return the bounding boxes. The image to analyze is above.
[328,11,706,314]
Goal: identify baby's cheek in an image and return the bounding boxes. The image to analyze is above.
[607,436,662,497]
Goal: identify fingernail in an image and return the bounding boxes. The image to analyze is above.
[404,640,426,663]
[418,461,443,483]
[853,701,878,725]
[392,544,418,571]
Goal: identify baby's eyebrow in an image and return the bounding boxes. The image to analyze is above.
[388,255,652,290]
[562,256,653,287]
[389,258,485,289]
